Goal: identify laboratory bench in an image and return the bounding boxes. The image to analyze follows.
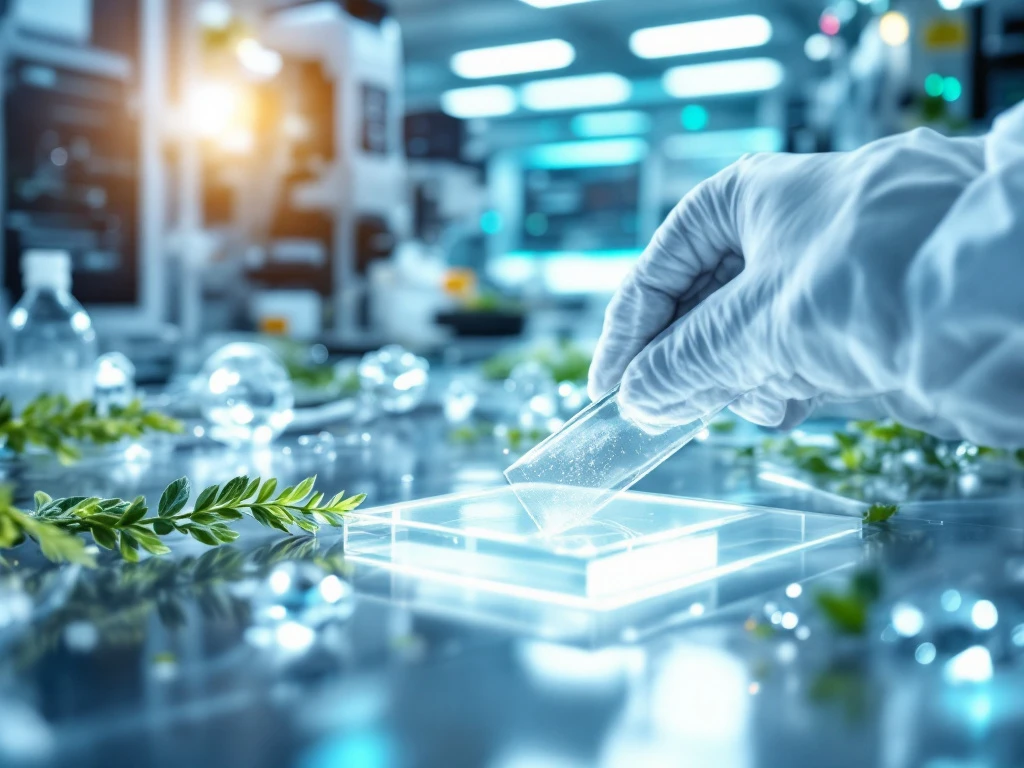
[2,405,1024,768]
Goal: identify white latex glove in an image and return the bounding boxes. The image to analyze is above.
[589,126,992,438]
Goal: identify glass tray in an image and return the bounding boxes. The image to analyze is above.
[343,485,861,612]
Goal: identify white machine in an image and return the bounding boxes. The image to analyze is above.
[251,0,407,345]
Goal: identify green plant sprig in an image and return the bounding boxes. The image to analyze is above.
[2,475,365,567]
[0,394,183,464]
[0,485,95,566]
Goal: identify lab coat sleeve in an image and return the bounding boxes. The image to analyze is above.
[903,103,1024,446]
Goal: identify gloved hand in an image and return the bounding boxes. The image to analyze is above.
[588,127,988,436]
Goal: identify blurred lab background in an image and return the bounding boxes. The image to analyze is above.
[0,0,1021,435]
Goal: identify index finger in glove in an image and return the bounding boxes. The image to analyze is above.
[588,168,743,402]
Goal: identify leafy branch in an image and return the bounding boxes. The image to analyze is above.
[2,474,365,566]
[0,394,183,464]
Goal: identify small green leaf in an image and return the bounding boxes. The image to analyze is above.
[130,528,172,555]
[189,512,219,527]
[91,526,118,550]
[119,532,140,562]
[256,478,278,503]
[187,527,220,547]
[193,484,219,513]
[152,520,175,536]
[862,503,899,525]
[242,477,261,500]
[158,477,191,518]
[217,476,248,504]
[33,491,52,510]
[117,496,148,527]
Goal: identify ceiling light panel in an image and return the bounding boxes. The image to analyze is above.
[631,15,773,59]
[441,85,518,118]
[519,0,603,7]
[521,73,632,111]
[451,39,575,79]
[571,110,652,137]
[662,58,784,98]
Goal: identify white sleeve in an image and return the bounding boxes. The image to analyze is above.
[903,101,1024,446]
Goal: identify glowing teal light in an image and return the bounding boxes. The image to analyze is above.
[924,73,945,98]
[525,138,648,169]
[942,76,962,102]
[571,110,652,138]
[681,104,709,131]
[525,213,549,236]
[480,210,503,235]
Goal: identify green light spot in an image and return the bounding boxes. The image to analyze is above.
[681,105,709,131]
[942,76,962,103]
[525,213,548,237]
[480,210,502,235]
[924,73,945,98]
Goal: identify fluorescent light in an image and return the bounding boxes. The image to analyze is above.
[571,110,651,137]
[451,39,575,79]
[662,58,784,98]
[663,128,783,160]
[525,138,648,169]
[630,15,773,59]
[519,0,603,7]
[441,85,517,118]
[521,73,631,111]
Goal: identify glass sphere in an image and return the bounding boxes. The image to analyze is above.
[358,344,430,414]
[93,352,136,413]
[443,376,479,424]
[200,342,294,445]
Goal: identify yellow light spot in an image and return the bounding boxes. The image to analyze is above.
[879,12,910,47]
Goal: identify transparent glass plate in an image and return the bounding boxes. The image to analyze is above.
[343,486,861,612]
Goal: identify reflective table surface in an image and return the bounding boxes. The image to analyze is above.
[3,410,1024,768]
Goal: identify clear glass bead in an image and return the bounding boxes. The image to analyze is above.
[358,344,429,414]
[93,352,136,414]
[199,342,294,445]
[444,376,479,424]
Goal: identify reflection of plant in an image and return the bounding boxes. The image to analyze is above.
[1,475,365,566]
[9,537,347,667]
[0,395,183,464]
[481,341,592,384]
[814,570,882,636]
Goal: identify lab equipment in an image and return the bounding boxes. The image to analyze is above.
[504,386,720,534]
[0,0,168,333]
[249,0,406,344]
[589,121,991,439]
[199,342,295,445]
[4,250,97,410]
[93,352,136,414]
[357,344,429,414]
[343,487,860,619]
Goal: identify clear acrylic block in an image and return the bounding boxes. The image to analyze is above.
[343,486,861,613]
